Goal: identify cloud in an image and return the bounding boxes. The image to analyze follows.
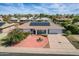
[0,3,79,14]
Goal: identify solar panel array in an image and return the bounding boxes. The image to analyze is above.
[30,22,50,26]
[0,22,5,26]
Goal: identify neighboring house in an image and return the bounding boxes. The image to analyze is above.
[18,21,64,35]
[28,17,34,21]
[20,17,35,23]
[35,17,52,22]
[20,17,28,23]
[9,17,34,23]
[9,17,19,23]
[41,17,51,21]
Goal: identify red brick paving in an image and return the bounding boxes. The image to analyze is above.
[13,35,48,48]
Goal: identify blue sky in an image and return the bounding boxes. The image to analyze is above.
[0,3,79,14]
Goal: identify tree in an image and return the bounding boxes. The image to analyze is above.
[72,17,79,24]
[14,14,18,18]
[39,13,45,18]
[61,22,70,27]
[53,18,57,23]
[66,25,79,34]
[64,30,72,36]
[2,15,11,22]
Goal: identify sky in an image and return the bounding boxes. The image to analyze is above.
[0,3,79,14]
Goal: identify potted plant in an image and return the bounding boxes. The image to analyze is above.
[37,37,43,42]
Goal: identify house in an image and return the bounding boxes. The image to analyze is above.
[9,17,34,23]
[28,17,34,21]
[20,17,28,23]
[35,17,51,21]
[18,21,64,35]
[20,17,35,23]
[9,17,19,23]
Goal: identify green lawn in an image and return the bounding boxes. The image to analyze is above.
[67,35,79,49]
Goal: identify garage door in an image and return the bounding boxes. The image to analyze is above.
[48,29,63,34]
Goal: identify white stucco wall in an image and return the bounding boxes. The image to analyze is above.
[22,29,63,34]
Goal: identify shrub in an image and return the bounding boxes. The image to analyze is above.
[64,30,72,36]
[1,28,30,47]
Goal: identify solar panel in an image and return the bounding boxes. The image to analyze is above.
[30,22,50,26]
[0,22,5,26]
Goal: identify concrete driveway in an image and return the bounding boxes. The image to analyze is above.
[48,35,76,49]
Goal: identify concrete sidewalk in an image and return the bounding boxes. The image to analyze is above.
[0,47,79,55]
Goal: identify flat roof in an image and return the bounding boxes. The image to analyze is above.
[10,17,18,20]
[36,17,51,21]
[18,21,64,30]
[20,17,27,20]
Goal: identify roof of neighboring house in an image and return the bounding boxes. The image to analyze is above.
[18,21,64,30]
[10,17,18,20]
[20,17,27,20]
[28,17,34,20]
[41,17,51,20]
[36,17,51,21]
